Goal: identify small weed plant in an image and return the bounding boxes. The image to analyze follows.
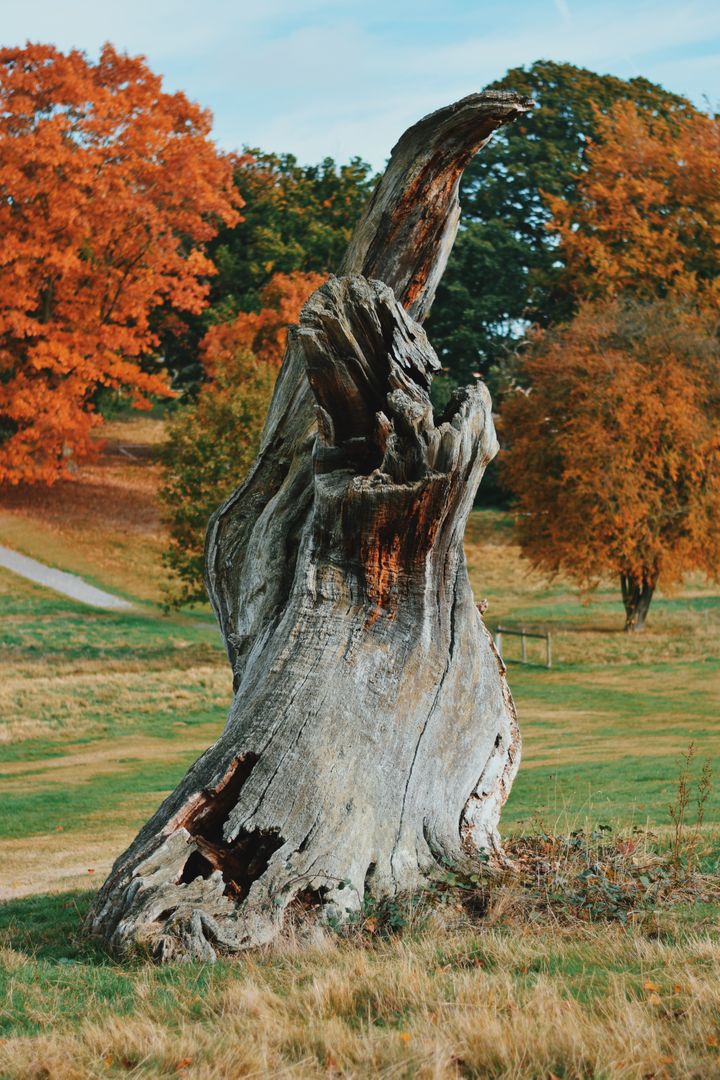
[668,741,713,880]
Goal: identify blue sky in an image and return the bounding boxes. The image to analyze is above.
[3,0,718,167]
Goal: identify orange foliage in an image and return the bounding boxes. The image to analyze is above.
[163,270,326,605]
[501,301,720,622]
[200,271,325,378]
[546,102,720,304]
[0,43,241,484]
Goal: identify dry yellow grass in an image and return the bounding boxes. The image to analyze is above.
[465,532,720,668]
[0,727,221,794]
[0,665,229,745]
[94,417,168,446]
[0,828,135,899]
[1,920,719,1078]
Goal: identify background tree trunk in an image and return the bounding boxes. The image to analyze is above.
[88,90,533,961]
[621,572,656,631]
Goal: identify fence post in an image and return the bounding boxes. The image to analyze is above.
[492,625,552,668]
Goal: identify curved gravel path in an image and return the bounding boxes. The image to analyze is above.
[0,545,134,610]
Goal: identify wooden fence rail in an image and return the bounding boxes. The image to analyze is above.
[494,624,552,669]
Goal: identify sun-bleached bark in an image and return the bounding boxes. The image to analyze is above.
[88,90,532,960]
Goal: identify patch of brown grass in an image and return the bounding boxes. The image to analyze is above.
[1,924,719,1078]
[0,665,228,745]
[0,829,135,899]
[94,416,167,446]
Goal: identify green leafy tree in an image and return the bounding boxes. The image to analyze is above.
[429,60,696,392]
[162,271,323,605]
[162,152,376,388]
[213,151,376,312]
[161,348,276,606]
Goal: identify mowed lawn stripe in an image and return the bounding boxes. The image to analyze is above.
[0,754,204,839]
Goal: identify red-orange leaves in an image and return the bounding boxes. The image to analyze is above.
[200,271,326,379]
[546,102,720,305]
[500,301,720,605]
[0,43,241,484]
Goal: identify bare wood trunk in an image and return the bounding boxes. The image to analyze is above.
[88,91,532,961]
[621,572,656,632]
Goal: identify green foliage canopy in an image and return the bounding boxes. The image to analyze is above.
[161,349,277,606]
[428,60,696,392]
[161,152,376,389]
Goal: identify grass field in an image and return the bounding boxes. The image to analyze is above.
[1,428,719,1078]
[0,417,168,605]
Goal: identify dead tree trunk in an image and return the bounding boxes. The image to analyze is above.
[88,91,533,961]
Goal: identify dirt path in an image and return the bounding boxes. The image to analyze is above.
[0,544,133,609]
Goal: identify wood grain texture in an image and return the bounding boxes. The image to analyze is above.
[88,91,531,960]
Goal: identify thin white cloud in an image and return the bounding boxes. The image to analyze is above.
[1,0,718,165]
[209,2,720,163]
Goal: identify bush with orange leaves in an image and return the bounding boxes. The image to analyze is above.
[0,43,241,485]
[162,271,324,605]
[500,301,720,631]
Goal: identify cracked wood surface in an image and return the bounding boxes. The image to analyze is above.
[206,90,533,683]
[88,90,531,960]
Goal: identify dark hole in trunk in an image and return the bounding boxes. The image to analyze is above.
[174,760,284,902]
[177,753,285,902]
[179,850,214,883]
[181,828,285,903]
[292,886,328,913]
[219,827,285,901]
[188,753,259,844]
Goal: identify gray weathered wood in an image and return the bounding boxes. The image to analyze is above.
[87,90,532,961]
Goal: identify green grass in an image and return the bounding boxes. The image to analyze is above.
[1,510,719,1078]
[0,757,206,840]
[0,596,217,667]
[506,752,719,826]
[0,893,223,1039]
[463,513,720,842]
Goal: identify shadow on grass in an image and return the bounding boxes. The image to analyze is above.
[0,889,113,965]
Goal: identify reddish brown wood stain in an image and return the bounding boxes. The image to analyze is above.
[356,479,448,623]
[364,152,465,316]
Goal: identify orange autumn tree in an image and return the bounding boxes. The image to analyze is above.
[162,271,324,605]
[199,272,325,374]
[545,101,720,305]
[501,301,720,631]
[0,43,241,484]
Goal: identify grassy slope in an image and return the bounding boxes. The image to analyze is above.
[0,440,719,1077]
[465,512,720,831]
[0,571,227,896]
[0,417,169,605]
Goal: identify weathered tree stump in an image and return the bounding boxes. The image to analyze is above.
[88,90,532,960]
